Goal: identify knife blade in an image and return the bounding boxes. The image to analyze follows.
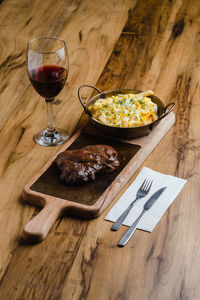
[118,186,167,247]
[144,186,167,210]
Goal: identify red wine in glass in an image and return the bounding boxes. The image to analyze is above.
[27,37,69,146]
[29,65,68,99]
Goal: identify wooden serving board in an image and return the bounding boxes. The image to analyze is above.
[23,112,175,242]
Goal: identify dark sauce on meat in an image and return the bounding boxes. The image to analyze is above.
[55,145,120,185]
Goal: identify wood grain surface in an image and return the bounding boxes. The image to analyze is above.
[0,0,200,299]
[22,114,174,243]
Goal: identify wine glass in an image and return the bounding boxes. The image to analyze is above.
[27,37,69,146]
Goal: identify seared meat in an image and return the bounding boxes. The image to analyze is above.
[55,145,120,184]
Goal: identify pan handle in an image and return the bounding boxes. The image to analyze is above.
[158,102,175,121]
[78,84,102,113]
[150,102,175,130]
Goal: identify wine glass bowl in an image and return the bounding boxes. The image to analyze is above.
[27,37,69,146]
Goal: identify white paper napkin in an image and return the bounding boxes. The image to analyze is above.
[105,167,187,232]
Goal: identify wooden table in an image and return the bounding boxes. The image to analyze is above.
[0,0,199,299]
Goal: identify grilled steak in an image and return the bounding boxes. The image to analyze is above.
[55,145,120,184]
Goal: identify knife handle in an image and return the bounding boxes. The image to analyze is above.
[118,209,146,247]
[111,197,137,231]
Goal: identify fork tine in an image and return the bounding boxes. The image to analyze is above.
[144,179,152,192]
[143,179,149,190]
[141,179,150,191]
[140,179,147,190]
[143,179,150,191]
[147,180,153,192]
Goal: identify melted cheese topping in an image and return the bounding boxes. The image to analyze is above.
[88,93,158,127]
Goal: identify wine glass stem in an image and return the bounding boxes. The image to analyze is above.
[45,99,56,135]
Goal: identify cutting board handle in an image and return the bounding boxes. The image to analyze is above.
[22,200,65,243]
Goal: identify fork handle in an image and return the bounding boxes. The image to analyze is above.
[118,209,146,247]
[111,197,138,231]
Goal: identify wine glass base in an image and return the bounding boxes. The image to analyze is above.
[34,128,69,146]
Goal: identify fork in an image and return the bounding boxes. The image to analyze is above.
[111,179,153,231]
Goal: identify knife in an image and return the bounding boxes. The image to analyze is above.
[118,187,167,247]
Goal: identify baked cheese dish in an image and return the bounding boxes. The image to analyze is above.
[87,93,158,128]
